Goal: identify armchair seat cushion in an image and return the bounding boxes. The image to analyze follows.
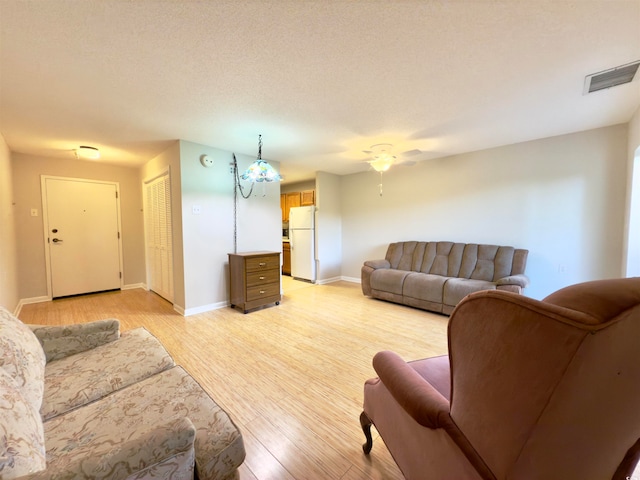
[41,327,175,421]
[43,366,245,480]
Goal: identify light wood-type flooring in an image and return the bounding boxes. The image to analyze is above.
[18,277,450,480]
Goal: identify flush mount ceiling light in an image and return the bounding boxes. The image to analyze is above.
[75,145,100,160]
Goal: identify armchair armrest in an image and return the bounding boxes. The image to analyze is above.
[18,417,196,480]
[496,274,530,288]
[372,350,451,429]
[29,319,120,362]
[364,259,391,270]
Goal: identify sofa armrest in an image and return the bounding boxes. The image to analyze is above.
[364,259,391,270]
[496,274,530,288]
[29,319,120,362]
[372,350,451,429]
[17,417,196,480]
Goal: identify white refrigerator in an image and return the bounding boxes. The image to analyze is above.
[289,205,316,282]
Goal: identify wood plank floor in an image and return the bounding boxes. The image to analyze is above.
[18,277,450,480]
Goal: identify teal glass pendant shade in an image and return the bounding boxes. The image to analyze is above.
[241,159,281,182]
[241,135,281,183]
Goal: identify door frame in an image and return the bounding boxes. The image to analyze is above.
[41,175,125,300]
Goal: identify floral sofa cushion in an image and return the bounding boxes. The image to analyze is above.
[41,327,175,420]
[30,319,120,362]
[0,369,46,478]
[43,366,246,480]
[0,307,45,411]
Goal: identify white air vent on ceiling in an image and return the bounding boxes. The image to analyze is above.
[584,60,640,94]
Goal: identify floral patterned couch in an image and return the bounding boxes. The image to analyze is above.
[0,306,245,479]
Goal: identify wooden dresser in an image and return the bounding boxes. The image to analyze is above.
[228,251,281,313]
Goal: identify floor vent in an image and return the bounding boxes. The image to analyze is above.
[583,60,640,94]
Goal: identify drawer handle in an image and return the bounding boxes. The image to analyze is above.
[259,276,265,280]
[259,262,266,267]
[259,290,265,294]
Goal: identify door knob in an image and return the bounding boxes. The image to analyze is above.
[52,238,63,243]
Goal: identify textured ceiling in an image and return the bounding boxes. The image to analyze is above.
[1,0,639,184]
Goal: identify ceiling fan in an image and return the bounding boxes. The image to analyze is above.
[361,143,423,172]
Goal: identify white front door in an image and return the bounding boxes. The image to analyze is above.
[43,177,122,298]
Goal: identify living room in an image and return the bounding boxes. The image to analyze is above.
[1,1,640,478]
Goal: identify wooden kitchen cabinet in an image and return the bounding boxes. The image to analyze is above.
[281,192,301,222]
[282,242,291,275]
[228,252,281,313]
[301,189,315,206]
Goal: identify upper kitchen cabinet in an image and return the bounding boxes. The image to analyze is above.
[281,192,301,222]
[301,190,315,206]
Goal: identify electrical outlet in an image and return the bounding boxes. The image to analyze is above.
[192,205,201,215]
[30,208,38,217]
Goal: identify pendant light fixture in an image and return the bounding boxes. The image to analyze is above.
[231,134,281,253]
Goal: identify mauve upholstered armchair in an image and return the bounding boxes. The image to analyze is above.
[361,277,640,480]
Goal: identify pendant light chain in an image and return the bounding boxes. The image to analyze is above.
[232,153,254,253]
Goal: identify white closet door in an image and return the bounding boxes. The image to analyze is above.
[144,173,174,302]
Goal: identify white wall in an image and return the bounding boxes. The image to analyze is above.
[178,140,281,314]
[340,125,628,300]
[12,153,146,302]
[0,134,18,311]
[316,171,342,282]
[624,106,640,277]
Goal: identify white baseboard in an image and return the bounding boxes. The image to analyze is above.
[15,296,51,316]
[122,283,147,290]
[340,276,361,284]
[315,276,341,285]
[180,301,228,317]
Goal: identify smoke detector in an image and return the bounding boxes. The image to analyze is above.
[583,60,640,94]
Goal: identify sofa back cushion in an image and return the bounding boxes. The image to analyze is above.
[0,369,46,477]
[0,307,45,411]
[385,242,528,281]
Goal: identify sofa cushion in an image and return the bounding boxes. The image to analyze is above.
[371,269,411,296]
[0,307,45,411]
[443,278,496,307]
[30,319,120,362]
[0,369,46,478]
[43,366,245,480]
[403,273,448,304]
[41,327,175,420]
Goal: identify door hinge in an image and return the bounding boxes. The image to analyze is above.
[119,272,122,279]
[117,232,120,239]
[115,191,118,199]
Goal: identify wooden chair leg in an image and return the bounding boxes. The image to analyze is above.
[360,411,373,454]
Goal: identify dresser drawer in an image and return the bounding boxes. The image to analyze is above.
[246,282,280,302]
[246,269,279,287]
[246,255,280,272]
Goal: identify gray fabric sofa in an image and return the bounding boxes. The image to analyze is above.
[0,306,245,479]
[361,241,529,315]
